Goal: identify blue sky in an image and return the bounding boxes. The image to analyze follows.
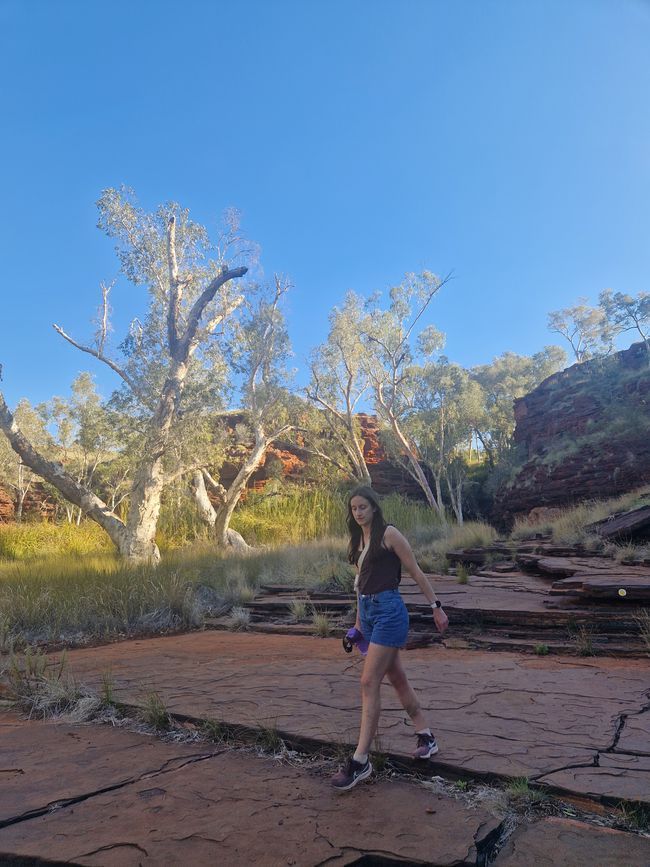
[1,0,649,407]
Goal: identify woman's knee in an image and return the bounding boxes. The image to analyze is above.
[360,671,383,693]
[386,667,409,692]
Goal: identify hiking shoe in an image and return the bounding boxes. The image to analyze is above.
[413,732,439,759]
[331,756,373,791]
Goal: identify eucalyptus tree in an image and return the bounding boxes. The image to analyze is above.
[0,399,52,521]
[44,372,123,524]
[599,289,650,361]
[471,347,566,466]
[361,271,450,515]
[547,300,612,362]
[189,278,297,547]
[305,292,372,483]
[0,188,249,561]
[407,359,484,523]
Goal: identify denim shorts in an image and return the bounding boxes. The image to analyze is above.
[358,588,409,649]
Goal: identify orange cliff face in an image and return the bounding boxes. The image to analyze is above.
[355,413,387,465]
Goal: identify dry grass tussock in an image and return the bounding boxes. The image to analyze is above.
[1,648,101,720]
[510,485,650,546]
[635,609,650,654]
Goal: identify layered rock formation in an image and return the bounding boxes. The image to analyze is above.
[495,341,650,522]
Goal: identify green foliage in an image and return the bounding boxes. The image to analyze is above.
[456,564,470,584]
[472,347,566,465]
[534,644,550,656]
[547,300,613,362]
[306,291,373,482]
[599,289,650,352]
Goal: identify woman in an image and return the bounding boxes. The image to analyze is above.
[331,486,449,791]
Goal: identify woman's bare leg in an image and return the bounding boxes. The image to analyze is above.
[355,643,398,757]
[385,651,429,731]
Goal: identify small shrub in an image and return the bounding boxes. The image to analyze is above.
[289,599,308,621]
[311,609,332,637]
[617,800,650,832]
[256,722,284,753]
[634,609,650,654]
[140,691,172,731]
[454,779,468,792]
[100,669,115,706]
[227,606,251,631]
[3,649,93,718]
[534,644,550,656]
[572,625,595,657]
[456,564,470,585]
[505,777,545,805]
[202,718,233,743]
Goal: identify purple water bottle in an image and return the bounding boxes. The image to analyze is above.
[342,627,369,656]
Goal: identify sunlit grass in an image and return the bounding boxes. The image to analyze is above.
[510,485,650,545]
[0,521,113,560]
[0,487,471,646]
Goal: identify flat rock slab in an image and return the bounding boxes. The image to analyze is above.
[0,711,220,826]
[493,817,650,866]
[0,712,499,866]
[56,632,650,804]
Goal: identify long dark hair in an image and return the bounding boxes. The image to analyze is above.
[346,486,388,566]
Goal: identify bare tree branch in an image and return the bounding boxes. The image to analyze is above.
[53,323,143,398]
[179,265,248,359]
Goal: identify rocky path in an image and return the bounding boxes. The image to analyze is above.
[2,629,650,865]
[58,632,650,805]
[0,710,502,866]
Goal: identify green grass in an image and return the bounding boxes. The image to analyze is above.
[505,777,546,805]
[510,485,650,546]
[0,521,113,560]
[289,598,308,621]
[0,488,481,647]
[311,608,332,637]
[231,488,442,546]
[139,691,172,730]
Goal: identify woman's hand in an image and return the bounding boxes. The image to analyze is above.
[433,606,449,635]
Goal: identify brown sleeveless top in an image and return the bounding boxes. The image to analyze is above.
[357,528,402,595]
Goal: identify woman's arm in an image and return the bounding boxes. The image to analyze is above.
[384,525,449,634]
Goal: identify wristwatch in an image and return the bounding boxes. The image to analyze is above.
[431,600,442,609]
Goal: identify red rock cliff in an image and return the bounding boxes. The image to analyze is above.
[494,341,650,522]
